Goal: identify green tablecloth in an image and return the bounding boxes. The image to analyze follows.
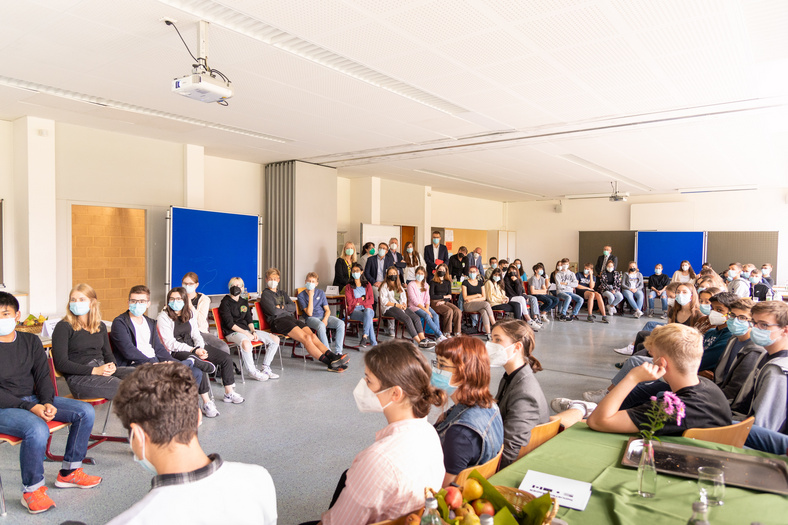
[488,423,788,524]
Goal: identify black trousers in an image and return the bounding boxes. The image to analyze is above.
[299,469,348,525]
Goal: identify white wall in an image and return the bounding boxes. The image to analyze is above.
[294,162,337,287]
[0,120,14,292]
[336,176,351,237]
[380,179,425,227]
[507,189,788,282]
[204,155,264,215]
[431,190,505,231]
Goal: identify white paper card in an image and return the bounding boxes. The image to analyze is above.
[41,318,62,338]
[326,286,339,296]
[519,470,592,511]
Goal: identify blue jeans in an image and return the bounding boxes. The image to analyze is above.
[350,307,377,345]
[557,292,584,316]
[305,316,345,354]
[622,289,644,312]
[602,290,624,307]
[648,290,668,312]
[745,425,788,455]
[0,395,95,492]
[414,308,443,337]
[534,294,559,312]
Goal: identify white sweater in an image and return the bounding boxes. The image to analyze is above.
[156,310,205,354]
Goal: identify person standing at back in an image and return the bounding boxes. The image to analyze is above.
[385,237,407,284]
[425,231,449,283]
[333,242,357,290]
[447,246,468,282]
[594,245,617,277]
[465,248,484,283]
[402,241,422,284]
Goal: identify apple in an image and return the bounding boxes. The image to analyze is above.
[471,499,495,517]
[445,486,463,509]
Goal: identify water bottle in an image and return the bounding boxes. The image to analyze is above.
[687,500,709,524]
[421,497,441,525]
[480,515,494,525]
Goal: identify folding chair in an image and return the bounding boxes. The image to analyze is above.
[376,313,405,340]
[212,307,263,383]
[253,301,299,364]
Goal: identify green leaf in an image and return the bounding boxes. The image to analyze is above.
[492,506,521,525]
[520,493,552,525]
[437,494,450,521]
[469,470,518,516]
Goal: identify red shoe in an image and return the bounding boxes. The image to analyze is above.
[55,468,102,489]
[21,486,56,514]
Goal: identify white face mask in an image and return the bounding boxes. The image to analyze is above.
[129,428,158,475]
[353,379,392,413]
[675,293,691,306]
[667,297,676,307]
[708,310,727,326]
[267,280,278,289]
[762,268,771,276]
[0,317,16,336]
[378,249,387,257]
[681,265,689,271]
[390,244,398,251]
[486,341,516,367]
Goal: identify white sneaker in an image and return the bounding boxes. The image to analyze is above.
[614,344,635,356]
[634,310,643,319]
[437,335,448,342]
[550,398,596,417]
[582,388,608,403]
[527,320,540,332]
[247,369,269,382]
[608,306,617,315]
[201,400,220,418]
[540,313,550,324]
[223,391,245,404]
[261,365,279,380]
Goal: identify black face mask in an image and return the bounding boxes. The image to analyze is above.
[230,286,242,296]
[436,271,446,277]
[388,275,397,281]
[629,268,637,272]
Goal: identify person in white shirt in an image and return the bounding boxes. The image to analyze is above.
[181,272,230,355]
[554,258,584,321]
[726,262,751,298]
[402,241,422,284]
[108,362,277,524]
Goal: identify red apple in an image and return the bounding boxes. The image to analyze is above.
[445,486,463,509]
[471,498,495,516]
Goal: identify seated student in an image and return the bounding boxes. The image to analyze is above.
[485,268,528,329]
[218,277,281,381]
[671,260,697,284]
[713,298,765,403]
[527,263,559,320]
[447,246,468,282]
[345,263,378,348]
[695,273,727,295]
[181,272,231,355]
[52,283,135,400]
[490,320,549,469]
[298,272,346,356]
[731,301,788,435]
[621,261,645,318]
[548,260,561,293]
[157,287,243,412]
[726,262,751,298]
[429,263,462,338]
[498,259,510,275]
[402,241,422,284]
[554,258,584,322]
[585,324,732,436]
[741,263,756,281]
[260,268,349,372]
[749,269,772,302]
[433,337,504,487]
[484,257,498,281]
[647,263,671,318]
[760,263,774,288]
[424,231,449,283]
[364,242,389,305]
[575,263,608,323]
[357,242,375,272]
[0,292,101,515]
[596,260,624,315]
[380,266,434,349]
[461,266,496,338]
[691,286,723,336]
[108,363,277,524]
[502,267,542,330]
[332,241,357,290]
[512,259,525,281]
[406,266,447,342]
[385,237,407,283]
[312,340,446,525]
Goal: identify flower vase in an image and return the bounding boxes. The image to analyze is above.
[638,439,657,498]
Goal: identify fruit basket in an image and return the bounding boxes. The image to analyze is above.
[494,486,558,524]
[16,314,47,334]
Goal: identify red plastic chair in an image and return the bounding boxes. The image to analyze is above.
[212,307,265,382]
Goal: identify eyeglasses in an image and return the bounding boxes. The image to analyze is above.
[753,321,782,331]
[129,299,148,305]
[431,359,455,370]
[726,313,752,323]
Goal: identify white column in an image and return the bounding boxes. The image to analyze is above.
[370,176,381,224]
[13,117,57,315]
[420,185,432,251]
[183,144,205,208]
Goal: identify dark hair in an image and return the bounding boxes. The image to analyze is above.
[384,265,404,293]
[730,298,755,313]
[489,257,498,264]
[493,319,542,372]
[709,291,739,309]
[113,362,199,445]
[679,260,697,279]
[365,340,446,418]
[698,286,723,298]
[435,336,494,408]
[432,231,441,236]
[361,242,375,256]
[165,287,192,323]
[0,292,19,313]
[433,263,449,283]
[403,242,420,267]
[350,263,368,287]
[129,285,150,299]
[490,268,504,290]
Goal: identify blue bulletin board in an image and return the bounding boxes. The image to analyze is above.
[635,231,706,276]
[167,207,262,295]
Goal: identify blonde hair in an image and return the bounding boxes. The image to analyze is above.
[65,283,103,334]
[644,324,702,374]
[342,242,357,263]
[228,277,244,289]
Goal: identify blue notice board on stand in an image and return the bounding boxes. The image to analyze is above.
[636,232,706,276]
[167,207,262,295]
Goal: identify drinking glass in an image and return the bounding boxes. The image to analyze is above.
[697,466,725,506]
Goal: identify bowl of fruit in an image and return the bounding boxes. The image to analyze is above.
[16,314,47,334]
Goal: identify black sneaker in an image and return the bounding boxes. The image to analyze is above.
[601,316,610,323]
[557,314,566,322]
[565,315,574,322]
[586,315,594,323]
[614,361,624,369]
[327,351,350,368]
[418,339,436,349]
[187,355,217,375]
[326,365,345,373]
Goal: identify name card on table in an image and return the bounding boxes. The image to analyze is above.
[519,470,592,511]
[325,286,339,296]
[41,318,62,338]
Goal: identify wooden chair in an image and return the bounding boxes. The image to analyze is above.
[212,307,264,382]
[253,302,301,362]
[683,416,755,448]
[454,445,503,487]
[517,416,562,459]
[376,313,405,340]
[341,288,379,351]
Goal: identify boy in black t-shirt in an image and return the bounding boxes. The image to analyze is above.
[588,323,731,436]
[647,264,671,318]
[748,269,772,302]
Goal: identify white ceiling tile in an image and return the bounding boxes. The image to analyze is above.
[609,0,729,31]
[477,55,563,85]
[515,4,619,50]
[385,0,498,45]
[435,30,532,68]
[482,0,587,22]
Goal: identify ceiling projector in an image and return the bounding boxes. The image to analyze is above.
[172,73,232,103]
[609,193,629,202]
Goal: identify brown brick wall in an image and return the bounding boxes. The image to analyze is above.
[71,205,146,319]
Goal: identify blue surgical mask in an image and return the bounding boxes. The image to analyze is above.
[415,274,424,282]
[728,269,738,280]
[469,273,478,280]
[129,303,147,317]
[168,300,185,312]
[69,301,90,316]
[432,238,440,244]
[726,318,750,337]
[129,428,158,475]
[183,284,197,294]
[516,264,521,270]
[491,263,497,269]
[0,317,16,336]
[655,269,662,275]
[699,304,712,316]
[751,327,779,347]
[750,277,761,285]
[352,272,361,280]
[305,282,317,291]
[430,367,457,395]
[406,247,413,253]
[493,275,500,282]
[538,269,544,276]
[583,269,590,275]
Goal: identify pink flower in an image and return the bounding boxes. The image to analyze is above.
[650,396,658,402]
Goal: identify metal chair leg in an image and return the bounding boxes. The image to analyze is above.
[0,471,7,517]
[100,400,113,435]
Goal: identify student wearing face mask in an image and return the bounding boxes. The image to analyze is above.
[218,277,282,381]
[345,263,377,348]
[725,262,751,298]
[310,341,445,525]
[620,262,645,318]
[485,268,528,329]
[157,287,236,418]
[333,241,357,289]
[489,320,549,468]
[297,272,346,357]
[671,260,697,284]
[108,363,277,525]
[498,259,510,275]
[357,242,376,272]
[749,269,772,302]
[760,263,774,288]
[402,241,422,283]
[462,266,496,338]
[429,263,462,338]
[465,248,484,282]
[260,269,349,372]
[555,258,584,322]
[528,263,559,320]
[380,266,434,349]
[181,272,231,356]
[501,267,543,330]
[407,266,447,342]
[597,261,624,315]
[647,264,671,318]
[433,337,504,487]
[712,299,765,403]
[485,257,498,281]
[575,263,608,323]
[425,231,449,283]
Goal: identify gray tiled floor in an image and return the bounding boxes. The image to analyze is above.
[0,314,643,524]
